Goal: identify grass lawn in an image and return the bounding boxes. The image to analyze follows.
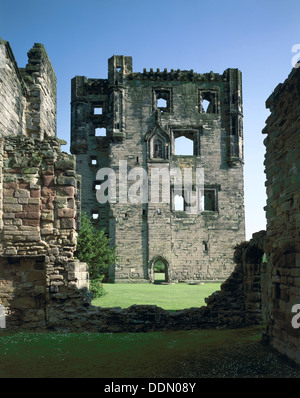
[92,276,221,310]
[0,326,298,378]
[0,326,260,378]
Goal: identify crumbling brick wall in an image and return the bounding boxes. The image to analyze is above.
[262,65,300,365]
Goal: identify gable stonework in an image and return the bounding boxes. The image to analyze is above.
[71,56,246,283]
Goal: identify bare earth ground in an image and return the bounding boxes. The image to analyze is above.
[153,341,300,378]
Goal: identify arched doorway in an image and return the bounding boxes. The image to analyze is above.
[149,256,169,284]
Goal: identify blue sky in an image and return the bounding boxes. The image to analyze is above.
[1,0,300,239]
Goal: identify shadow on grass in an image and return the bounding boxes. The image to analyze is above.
[0,326,299,378]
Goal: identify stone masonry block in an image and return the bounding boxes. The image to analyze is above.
[57,208,75,218]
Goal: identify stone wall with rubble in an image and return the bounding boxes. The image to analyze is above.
[0,39,90,329]
[71,56,245,283]
[262,65,300,365]
[42,233,264,332]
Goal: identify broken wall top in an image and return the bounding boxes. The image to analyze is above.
[0,38,56,139]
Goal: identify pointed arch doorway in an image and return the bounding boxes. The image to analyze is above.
[149,256,170,284]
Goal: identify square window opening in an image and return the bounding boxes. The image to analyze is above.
[94,107,103,115]
[157,98,167,108]
[95,127,106,137]
[174,135,194,156]
[94,180,103,192]
[154,90,170,112]
[90,156,98,166]
[92,212,99,220]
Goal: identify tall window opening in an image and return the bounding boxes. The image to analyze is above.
[200,90,218,114]
[154,89,171,113]
[174,194,184,211]
[204,189,217,211]
[231,116,238,135]
[202,99,210,113]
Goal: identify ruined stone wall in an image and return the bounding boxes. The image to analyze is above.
[21,43,57,139]
[0,38,56,139]
[0,38,27,136]
[0,39,89,329]
[262,65,300,365]
[41,233,263,333]
[71,56,245,283]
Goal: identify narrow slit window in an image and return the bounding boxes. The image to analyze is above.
[231,116,238,135]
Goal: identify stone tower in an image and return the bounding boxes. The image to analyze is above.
[71,56,245,283]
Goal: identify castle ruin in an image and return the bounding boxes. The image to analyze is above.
[71,56,245,283]
[0,38,299,367]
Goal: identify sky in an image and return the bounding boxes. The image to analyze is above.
[1,0,299,240]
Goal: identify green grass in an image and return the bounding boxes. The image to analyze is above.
[0,327,264,378]
[92,277,221,310]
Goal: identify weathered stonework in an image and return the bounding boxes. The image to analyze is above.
[39,233,264,333]
[262,65,300,365]
[71,56,246,283]
[0,38,90,329]
[0,39,56,139]
[1,38,299,373]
